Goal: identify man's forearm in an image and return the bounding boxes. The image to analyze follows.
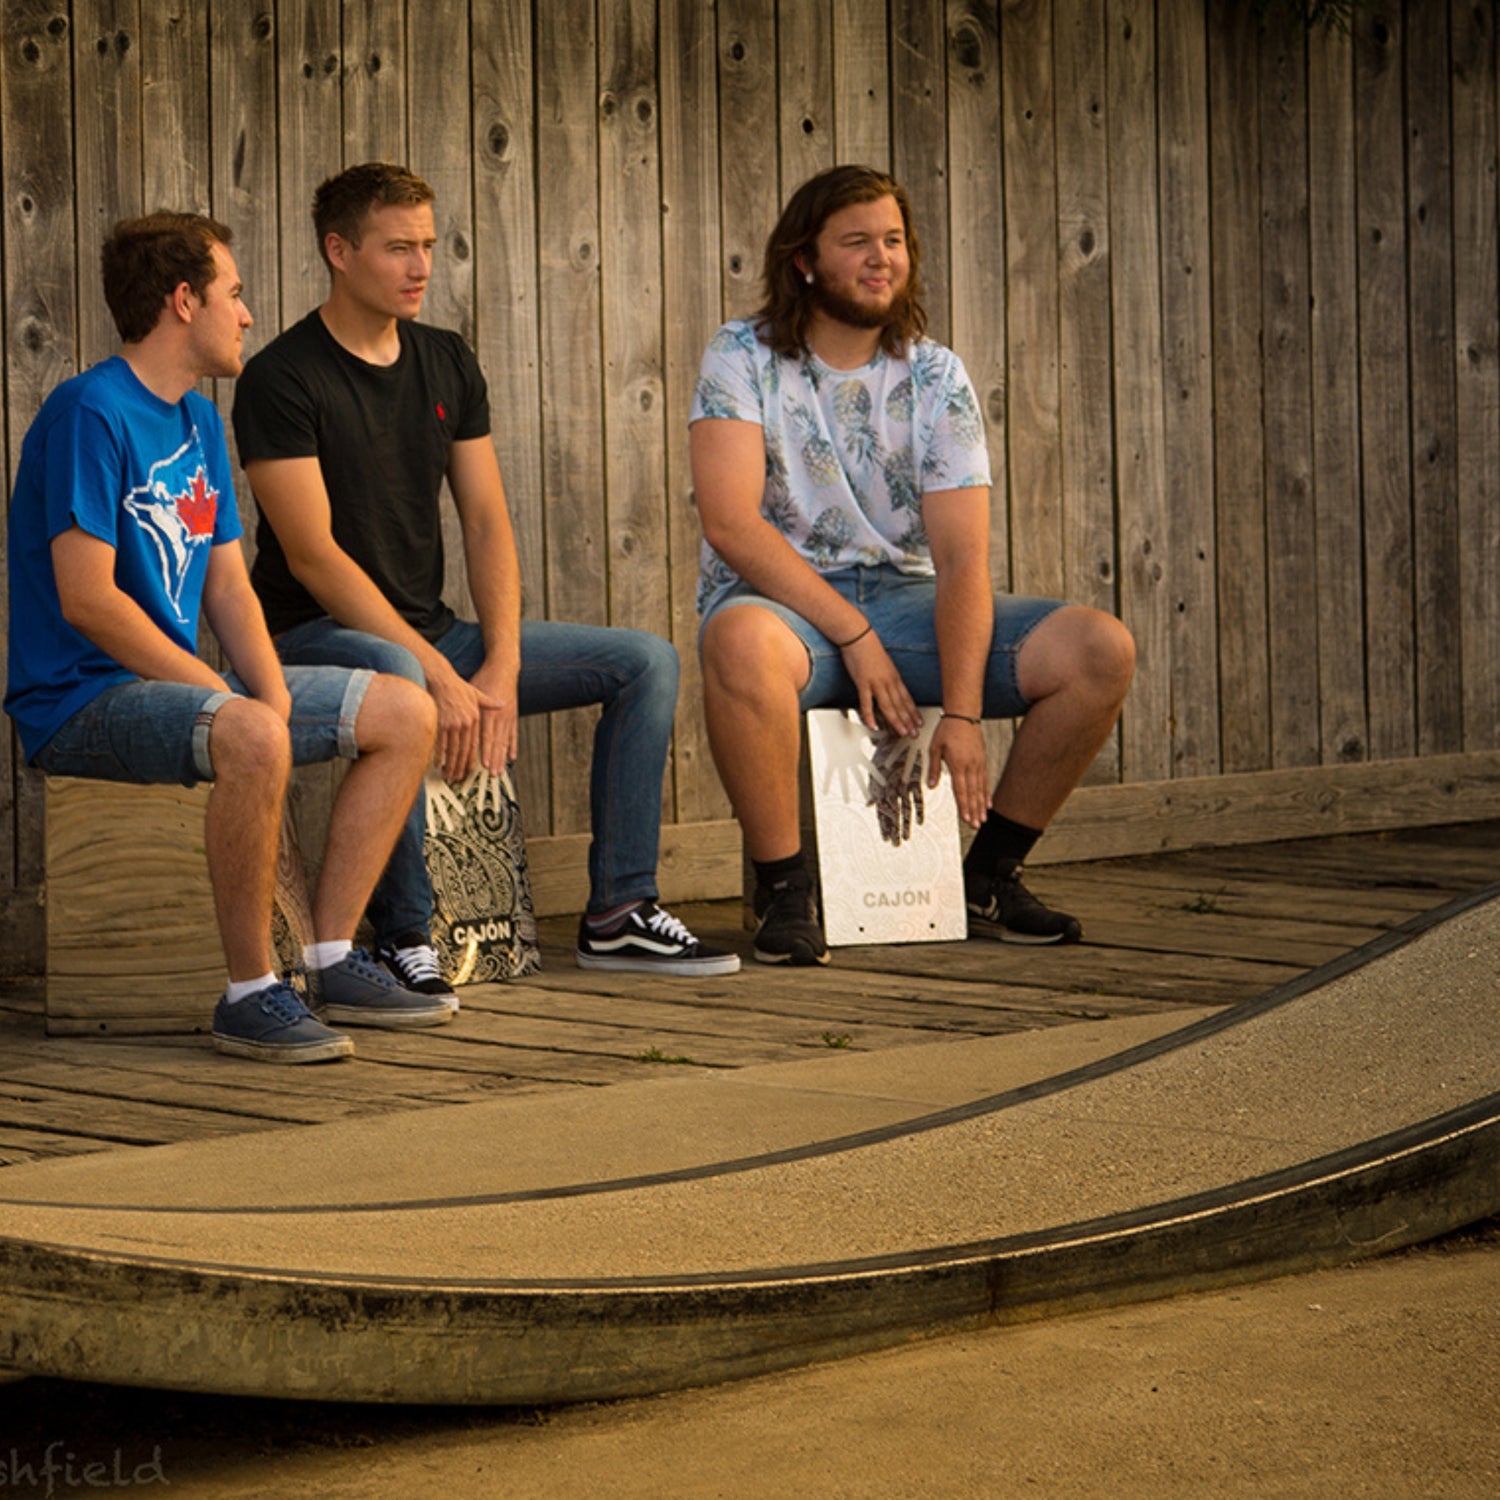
[65,591,226,691]
[290,545,455,681]
[933,560,993,717]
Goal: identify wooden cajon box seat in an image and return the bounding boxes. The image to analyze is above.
[43,775,315,1036]
[44,776,221,1034]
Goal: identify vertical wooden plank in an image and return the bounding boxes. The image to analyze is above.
[833,0,890,167]
[718,0,779,322]
[1451,0,1500,751]
[600,0,671,820]
[536,0,603,836]
[946,0,1007,590]
[1106,0,1168,785]
[599,0,669,639]
[210,0,278,531]
[1,0,74,974]
[276,0,340,333]
[1001,0,1062,601]
[1208,0,1267,773]
[473,0,552,830]
[1156,0,1217,780]
[1259,24,1318,769]
[73,0,143,368]
[407,0,475,620]
[342,0,405,164]
[946,0,1012,780]
[1354,7,1415,761]
[662,0,730,824]
[1307,19,1366,766]
[891,0,949,344]
[1054,0,1118,664]
[140,0,211,216]
[779,0,834,189]
[407,0,473,345]
[1406,0,1461,757]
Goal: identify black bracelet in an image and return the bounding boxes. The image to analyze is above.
[941,711,983,726]
[836,621,873,649]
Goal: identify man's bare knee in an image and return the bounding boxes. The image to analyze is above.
[207,697,292,782]
[702,607,809,700]
[356,672,438,756]
[1020,607,1135,706]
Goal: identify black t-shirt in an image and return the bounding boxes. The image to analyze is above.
[232,310,490,641]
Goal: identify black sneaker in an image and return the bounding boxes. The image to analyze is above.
[752,878,830,966]
[576,900,741,975]
[966,862,1082,945]
[377,932,459,1012]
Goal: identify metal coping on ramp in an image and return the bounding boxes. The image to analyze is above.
[1,886,1497,1405]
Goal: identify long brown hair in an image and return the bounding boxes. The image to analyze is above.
[755,164,926,359]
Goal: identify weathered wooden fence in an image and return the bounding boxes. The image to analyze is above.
[3,0,1498,972]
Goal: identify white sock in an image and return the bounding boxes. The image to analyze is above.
[304,939,354,971]
[224,973,278,1005]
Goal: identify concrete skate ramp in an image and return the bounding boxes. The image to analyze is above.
[1,888,1497,1405]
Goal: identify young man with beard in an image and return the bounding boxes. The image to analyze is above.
[233,163,738,995]
[5,213,446,1059]
[690,165,1136,966]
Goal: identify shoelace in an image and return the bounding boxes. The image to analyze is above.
[345,948,399,989]
[259,984,311,1022]
[391,943,444,983]
[640,905,693,945]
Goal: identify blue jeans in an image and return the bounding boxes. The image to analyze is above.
[275,615,680,939]
[33,668,372,784]
[699,565,1064,716]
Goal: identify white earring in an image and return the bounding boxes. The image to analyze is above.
[804,271,814,284]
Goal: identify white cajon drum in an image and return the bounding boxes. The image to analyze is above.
[804,708,967,947]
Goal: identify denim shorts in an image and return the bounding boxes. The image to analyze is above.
[699,565,1064,717]
[33,667,374,786]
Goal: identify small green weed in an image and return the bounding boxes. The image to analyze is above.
[635,1046,696,1065]
[1181,891,1225,915]
[821,1031,853,1049]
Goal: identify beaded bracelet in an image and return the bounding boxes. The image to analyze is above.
[941,711,983,726]
[836,621,874,649]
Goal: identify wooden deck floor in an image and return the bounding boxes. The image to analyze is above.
[1,820,1496,1172]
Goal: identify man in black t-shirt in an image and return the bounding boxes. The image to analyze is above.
[234,163,739,994]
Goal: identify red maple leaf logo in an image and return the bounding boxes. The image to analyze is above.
[177,467,218,538]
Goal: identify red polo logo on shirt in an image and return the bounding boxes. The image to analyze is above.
[435,401,446,422]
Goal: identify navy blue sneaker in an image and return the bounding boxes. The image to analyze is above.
[321,947,455,1028]
[212,982,354,1063]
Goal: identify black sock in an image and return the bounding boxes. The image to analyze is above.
[754,851,810,890]
[964,812,1042,875]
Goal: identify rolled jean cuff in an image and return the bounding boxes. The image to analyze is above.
[332,667,374,760]
[190,690,235,780]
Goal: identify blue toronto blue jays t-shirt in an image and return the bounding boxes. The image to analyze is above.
[4,356,243,761]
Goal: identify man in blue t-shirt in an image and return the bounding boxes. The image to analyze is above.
[691,165,1137,965]
[4,213,450,1060]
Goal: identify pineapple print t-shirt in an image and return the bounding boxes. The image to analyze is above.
[689,318,991,617]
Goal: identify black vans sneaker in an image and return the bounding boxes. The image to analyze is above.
[377,932,459,1012]
[966,862,1082,944]
[576,901,741,975]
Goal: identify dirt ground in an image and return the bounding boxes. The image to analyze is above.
[1,1221,1495,1499]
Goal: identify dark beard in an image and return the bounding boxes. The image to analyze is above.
[808,268,904,331]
